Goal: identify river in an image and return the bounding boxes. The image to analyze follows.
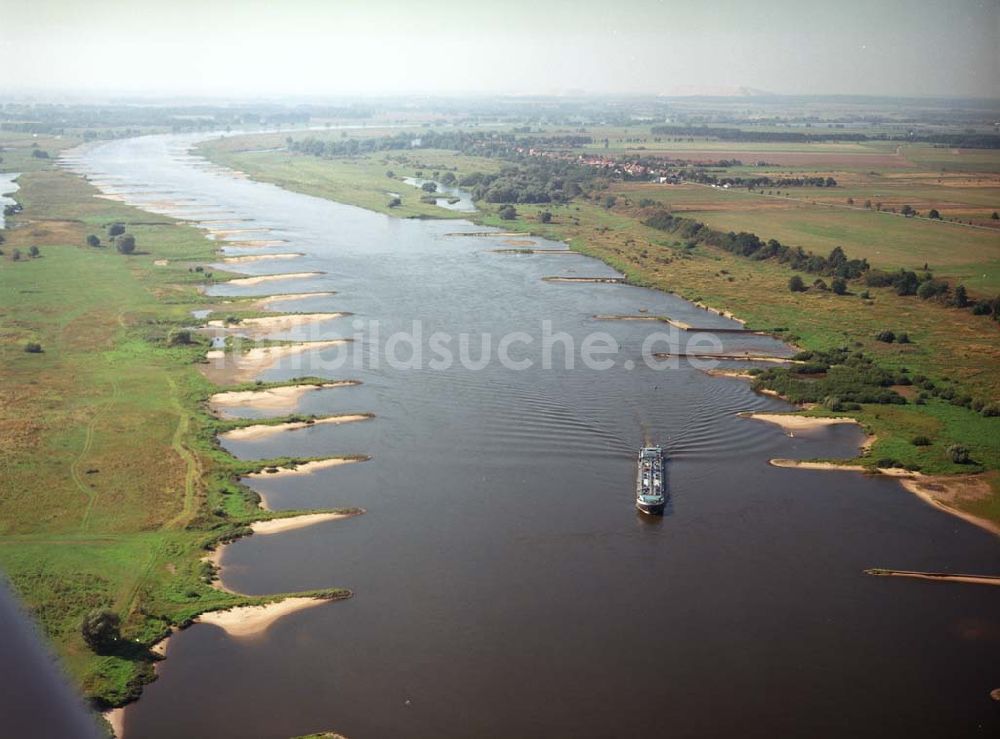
[62,134,999,738]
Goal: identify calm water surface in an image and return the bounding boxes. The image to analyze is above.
[64,135,999,739]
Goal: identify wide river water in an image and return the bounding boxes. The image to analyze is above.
[63,134,998,738]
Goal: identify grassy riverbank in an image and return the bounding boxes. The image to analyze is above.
[199,135,1000,528]
[0,143,352,715]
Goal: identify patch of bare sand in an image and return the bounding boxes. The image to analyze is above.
[209,381,359,416]
[220,413,372,441]
[226,272,324,286]
[221,253,304,264]
[245,456,369,482]
[201,340,348,384]
[196,598,333,639]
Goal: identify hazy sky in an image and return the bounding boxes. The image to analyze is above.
[2,0,997,98]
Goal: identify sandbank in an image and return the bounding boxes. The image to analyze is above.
[196,598,333,639]
[226,272,324,286]
[220,413,372,441]
[209,381,358,416]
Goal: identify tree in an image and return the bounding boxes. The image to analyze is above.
[788,275,805,292]
[421,181,437,193]
[992,211,998,220]
[115,234,136,254]
[10,248,21,261]
[86,234,101,247]
[539,211,552,223]
[831,277,847,295]
[108,223,125,238]
[498,205,517,221]
[440,171,457,186]
[387,196,401,208]
[81,609,121,653]
[900,204,915,217]
[952,284,968,308]
[23,342,43,353]
[28,245,39,257]
[927,208,941,219]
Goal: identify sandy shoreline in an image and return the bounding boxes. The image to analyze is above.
[205,312,345,331]
[220,413,372,441]
[250,511,358,535]
[209,381,359,416]
[196,597,334,639]
[252,291,335,309]
[226,272,324,286]
[769,460,999,536]
[745,412,862,431]
[865,569,1000,586]
[245,456,370,483]
[201,340,348,384]
[655,352,795,363]
[543,276,625,284]
[221,253,304,264]
[769,459,867,472]
[103,708,125,738]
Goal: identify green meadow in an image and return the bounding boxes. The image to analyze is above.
[0,144,352,713]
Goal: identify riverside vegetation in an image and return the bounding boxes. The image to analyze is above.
[0,131,356,718]
[198,123,1000,526]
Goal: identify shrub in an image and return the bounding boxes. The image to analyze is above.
[859,290,870,299]
[911,435,931,446]
[387,196,401,208]
[788,275,805,292]
[498,205,517,221]
[81,609,121,653]
[981,403,1000,417]
[115,234,136,254]
[831,278,847,295]
[928,208,941,219]
[23,342,43,353]
[946,445,970,464]
[107,223,125,238]
[28,245,39,257]
[168,329,193,346]
[86,234,101,247]
[539,211,552,223]
[896,333,910,344]
[952,284,968,308]
[875,329,895,343]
